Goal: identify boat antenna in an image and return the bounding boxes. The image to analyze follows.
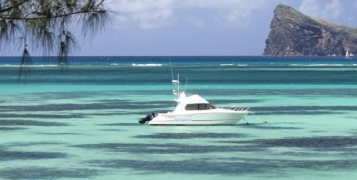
[185,78,188,92]
[169,57,174,80]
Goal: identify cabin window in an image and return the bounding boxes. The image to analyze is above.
[185,104,216,110]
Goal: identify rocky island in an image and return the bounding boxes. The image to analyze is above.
[263,4,357,56]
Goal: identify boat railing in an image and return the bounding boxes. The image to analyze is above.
[229,106,250,112]
[238,107,250,112]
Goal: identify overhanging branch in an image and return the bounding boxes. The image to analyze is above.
[0,9,107,20]
[0,0,30,13]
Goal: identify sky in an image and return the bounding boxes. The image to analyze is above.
[4,0,357,56]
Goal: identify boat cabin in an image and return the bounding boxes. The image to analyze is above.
[174,93,217,112]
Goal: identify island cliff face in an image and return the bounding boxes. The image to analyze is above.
[263,4,357,56]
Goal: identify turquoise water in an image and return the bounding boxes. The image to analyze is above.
[1,56,357,179]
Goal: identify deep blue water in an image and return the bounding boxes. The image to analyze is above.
[1,56,356,66]
[1,56,357,85]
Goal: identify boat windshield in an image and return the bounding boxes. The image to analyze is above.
[185,103,216,110]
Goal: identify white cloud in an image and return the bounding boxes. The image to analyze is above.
[179,0,272,10]
[107,0,175,29]
[179,0,277,27]
[298,0,319,17]
[324,0,343,19]
[107,0,280,29]
[109,0,173,13]
[132,9,175,29]
[299,0,343,20]
[214,7,253,27]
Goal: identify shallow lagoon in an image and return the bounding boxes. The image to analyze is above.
[1,56,357,179]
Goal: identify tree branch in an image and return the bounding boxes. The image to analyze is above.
[0,9,107,20]
[0,0,30,13]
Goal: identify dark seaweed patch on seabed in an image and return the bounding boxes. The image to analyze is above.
[73,142,264,154]
[98,123,140,126]
[235,124,303,130]
[134,132,249,139]
[0,150,67,161]
[0,113,84,119]
[5,142,64,148]
[252,105,357,111]
[0,102,168,112]
[223,136,357,151]
[38,132,84,135]
[26,91,106,100]
[90,99,139,103]
[225,157,357,170]
[255,110,344,115]
[97,128,126,132]
[87,158,357,176]
[88,111,147,116]
[0,120,69,126]
[249,105,357,115]
[88,159,266,176]
[28,90,169,99]
[0,167,98,180]
[210,99,265,104]
[0,127,27,131]
[196,89,357,97]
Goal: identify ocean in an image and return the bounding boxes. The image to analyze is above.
[1,56,357,179]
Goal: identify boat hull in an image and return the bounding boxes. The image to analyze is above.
[148,110,248,125]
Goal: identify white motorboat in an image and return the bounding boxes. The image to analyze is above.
[139,76,250,125]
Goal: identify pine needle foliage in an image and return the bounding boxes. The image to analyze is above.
[0,0,113,79]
